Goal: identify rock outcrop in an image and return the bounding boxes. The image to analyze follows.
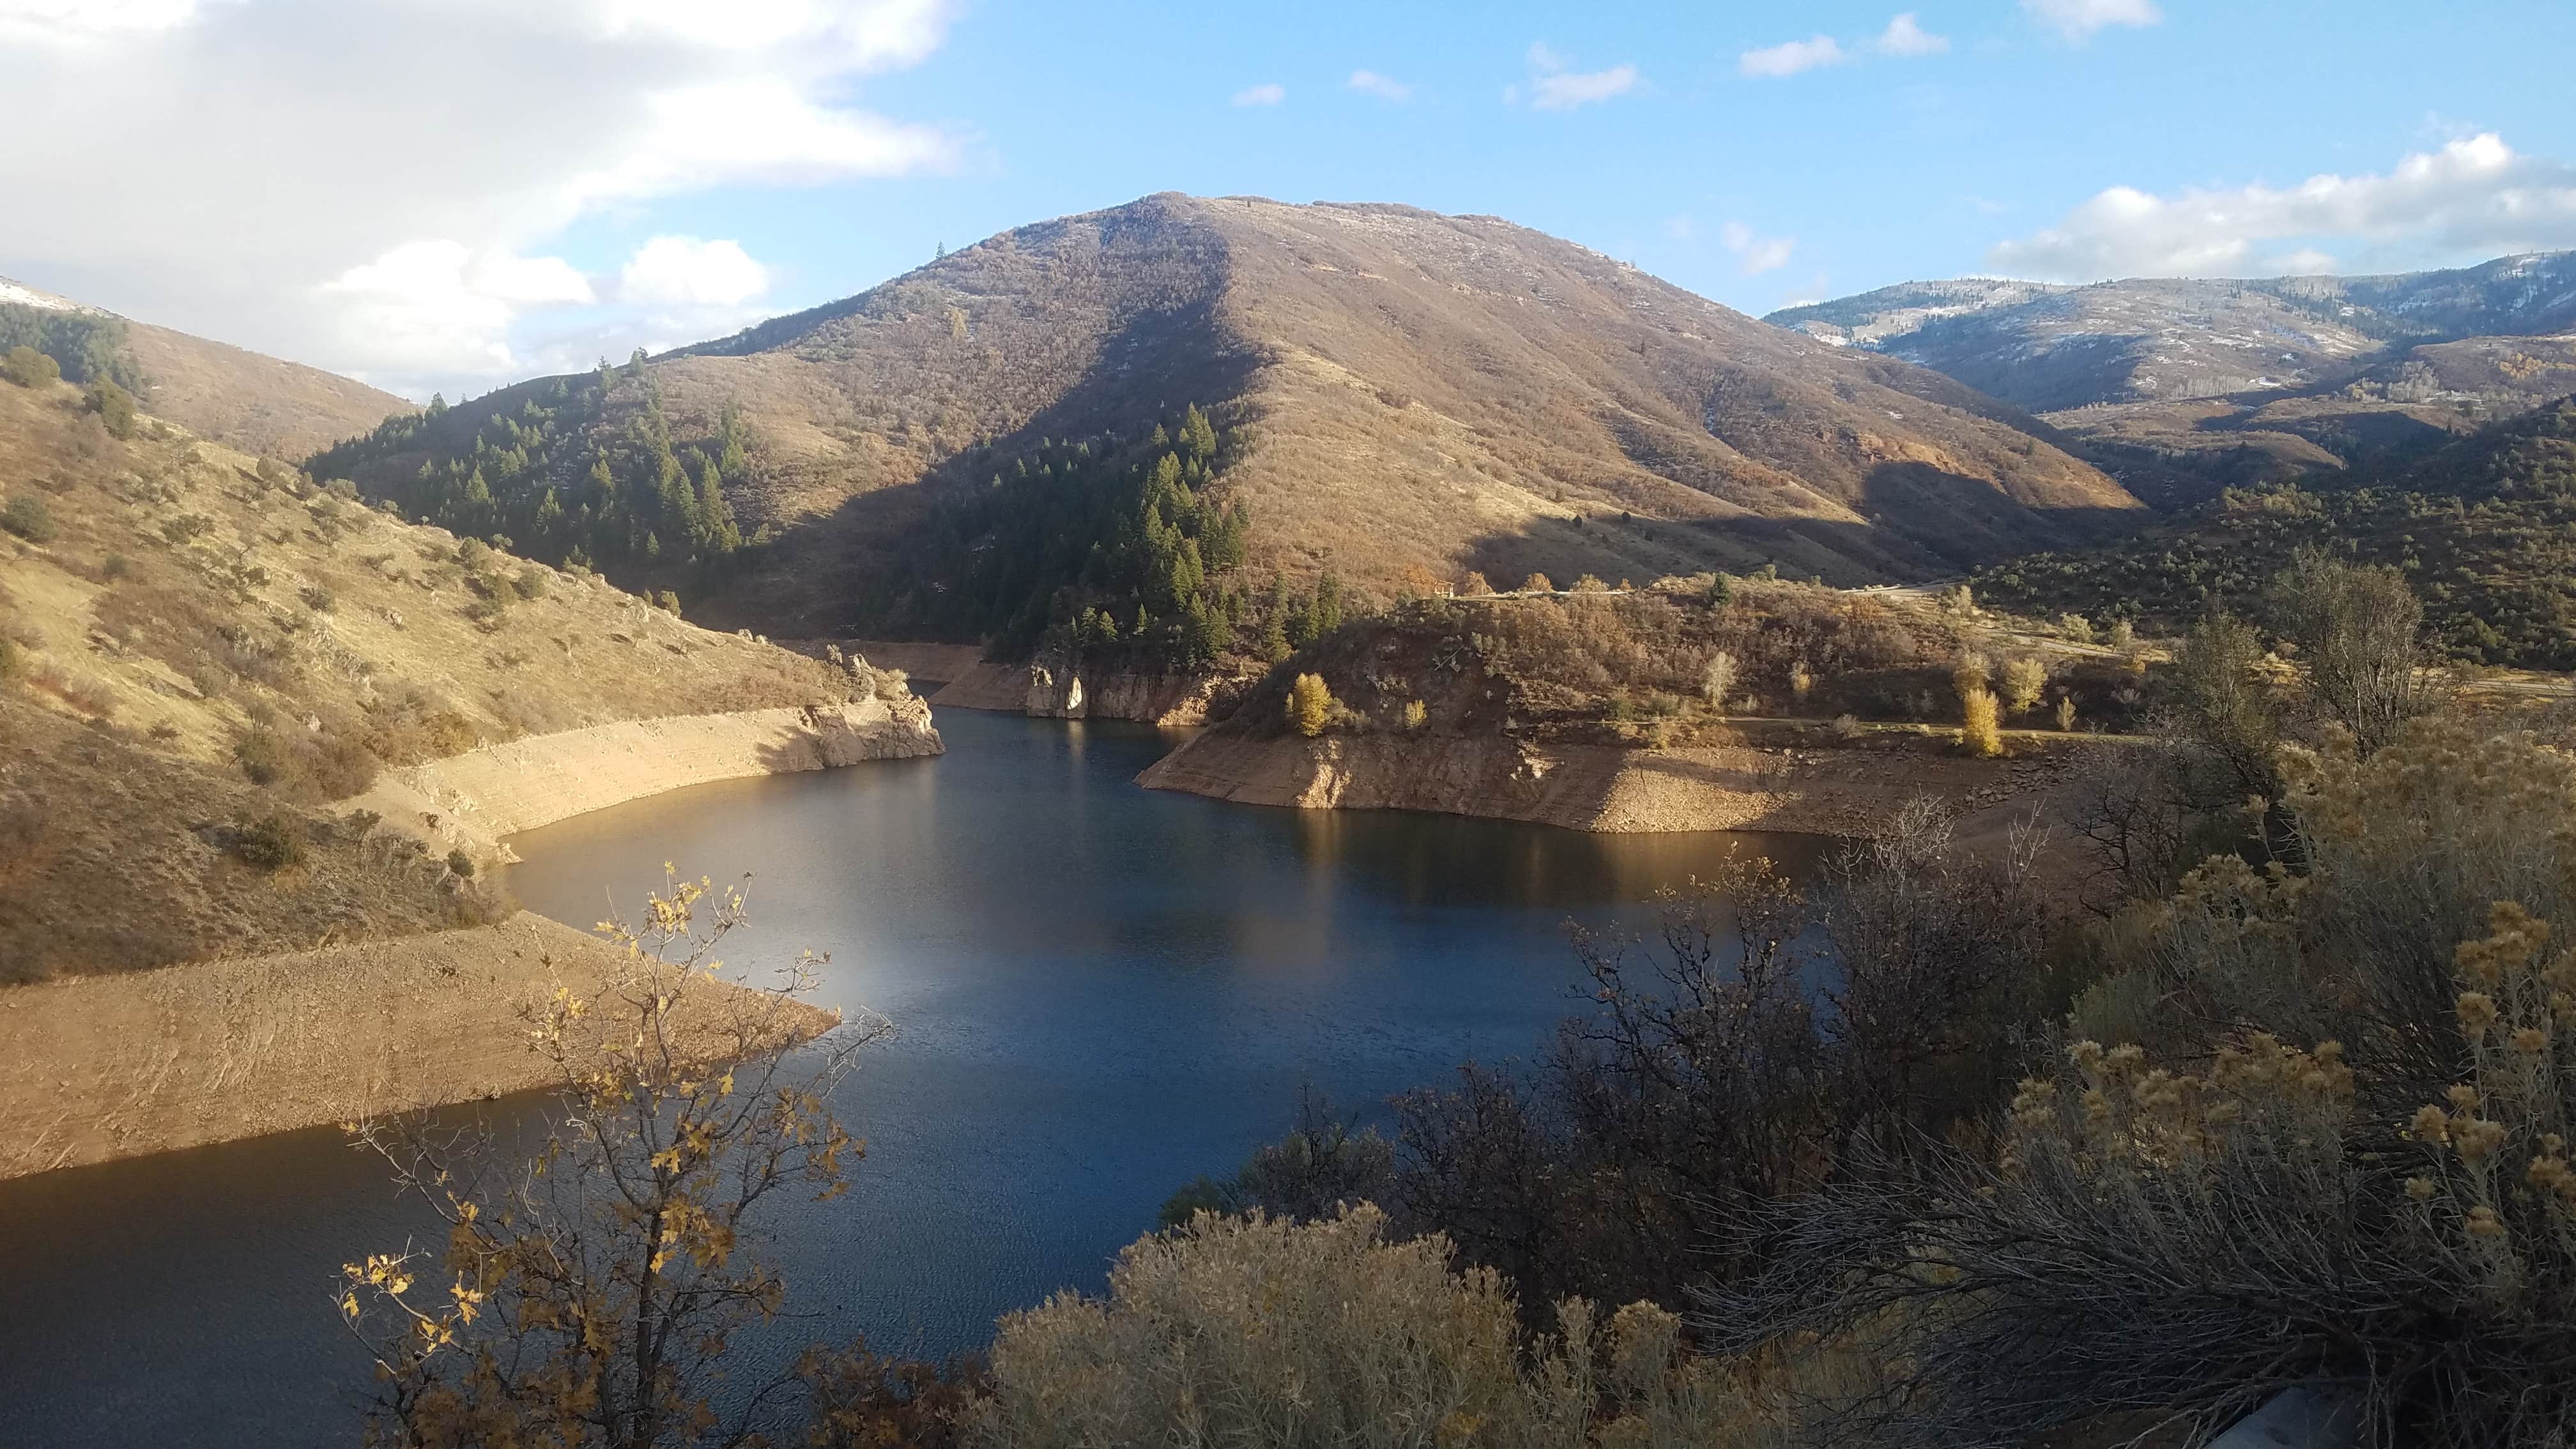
[931,656,1245,726]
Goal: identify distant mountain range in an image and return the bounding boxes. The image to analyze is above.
[311,193,2139,638]
[1768,254,2576,499]
[0,276,411,457]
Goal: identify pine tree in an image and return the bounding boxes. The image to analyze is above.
[696,457,740,555]
[1180,404,1218,463]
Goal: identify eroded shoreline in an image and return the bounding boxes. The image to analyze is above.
[1137,730,2081,837]
[0,700,940,1181]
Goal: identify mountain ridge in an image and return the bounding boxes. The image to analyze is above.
[310,192,2140,642]
[0,273,413,457]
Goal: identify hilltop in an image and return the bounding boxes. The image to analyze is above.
[0,368,892,982]
[1,275,412,458]
[309,194,2138,651]
[1769,253,2576,496]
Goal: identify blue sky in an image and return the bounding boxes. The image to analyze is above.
[6,1,2572,400]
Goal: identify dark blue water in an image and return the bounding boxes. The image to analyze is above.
[0,709,1818,1446]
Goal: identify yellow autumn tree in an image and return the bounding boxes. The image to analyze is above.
[1959,685,2003,757]
[1288,673,1333,737]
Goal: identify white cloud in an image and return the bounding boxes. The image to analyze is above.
[1523,42,1637,111]
[617,236,771,309]
[321,241,594,381]
[0,0,959,399]
[1876,13,1949,56]
[1989,133,2576,279]
[1739,35,1846,78]
[0,0,215,40]
[1721,222,1797,275]
[1347,68,1409,101]
[1232,81,1285,106]
[2022,0,2161,43]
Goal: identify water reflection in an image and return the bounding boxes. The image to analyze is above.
[0,709,1830,1448]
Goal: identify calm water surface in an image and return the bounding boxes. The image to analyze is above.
[0,710,1820,1446]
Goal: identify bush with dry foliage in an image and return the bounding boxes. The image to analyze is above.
[341,873,880,1449]
[969,1206,1790,1449]
[1710,716,2576,1448]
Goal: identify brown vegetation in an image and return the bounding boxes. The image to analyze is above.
[0,376,863,980]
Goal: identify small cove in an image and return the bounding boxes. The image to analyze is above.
[0,710,1824,1446]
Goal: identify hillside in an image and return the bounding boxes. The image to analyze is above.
[1971,395,2576,667]
[1,275,410,458]
[309,194,2139,653]
[1768,253,2576,496]
[0,369,882,982]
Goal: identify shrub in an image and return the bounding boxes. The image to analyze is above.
[1959,686,2002,757]
[2001,656,2048,713]
[1402,698,1427,730]
[1520,572,1554,594]
[1702,650,1737,714]
[1716,716,2576,1448]
[1288,672,1333,737]
[2055,694,2078,732]
[512,563,548,602]
[969,1207,1755,1449]
[233,726,289,785]
[1573,574,1609,593]
[298,583,335,613]
[233,812,308,870]
[1950,651,1991,702]
[84,378,137,438]
[871,667,912,702]
[2058,612,2096,645]
[1,494,56,544]
[445,848,475,878]
[656,589,682,615]
[1832,712,1863,740]
[1459,570,1492,596]
[2,345,59,388]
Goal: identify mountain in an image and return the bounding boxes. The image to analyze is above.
[1768,254,2576,497]
[1970,395,2576,668]
[309,194,2138,648]
[0,276,411,458]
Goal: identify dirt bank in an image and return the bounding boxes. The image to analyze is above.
[0,912,836,1181]
[1137,731,2078,837]
[930,656,1245,726]
[349,696,944,862]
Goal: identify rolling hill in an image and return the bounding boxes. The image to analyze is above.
[1768,254,2576,497]
[1,275,411,458]
[1970,395,2576,668]
[0,365,866,981]
[309,194,2140,650]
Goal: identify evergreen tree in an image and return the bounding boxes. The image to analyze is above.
[1180,404,1218,464]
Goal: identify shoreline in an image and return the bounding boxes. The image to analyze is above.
[1136,730,2080,837]
[0,912,836,1181]
[351,695,944,862]
[0,699,940,1181]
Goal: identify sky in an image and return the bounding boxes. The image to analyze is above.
[5,0,2573,402]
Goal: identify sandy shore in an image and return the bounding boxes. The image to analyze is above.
[0,699,938,1179]
[1137,731,2080,837]
[0,912,836,1181]
[349,696,943,861]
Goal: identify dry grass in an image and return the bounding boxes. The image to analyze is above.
[0,379,857,980]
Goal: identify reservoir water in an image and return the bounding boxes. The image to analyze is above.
[0,709,1821,1446]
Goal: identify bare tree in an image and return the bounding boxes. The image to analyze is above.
[341,872,884,1449]
[2274,549,2430,756]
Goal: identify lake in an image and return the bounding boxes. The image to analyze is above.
[0,709,1823,1446]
